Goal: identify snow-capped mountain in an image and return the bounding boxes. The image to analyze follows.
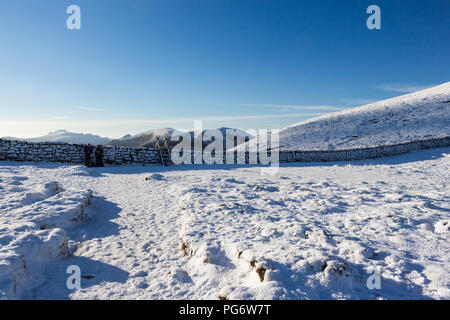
[3,130,111,145]
[109,127,254,149]
[108,128,176,148]
[237,82,450,151]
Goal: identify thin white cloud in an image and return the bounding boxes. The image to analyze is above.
[374,83,436,93]
[48,116,70,120]
[238,104,343,111]
[74,106,105,112]
[0,113,327,129]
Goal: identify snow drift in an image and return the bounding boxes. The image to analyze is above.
[0,165,93,299]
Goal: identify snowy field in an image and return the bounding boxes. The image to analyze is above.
[0,147,449,300]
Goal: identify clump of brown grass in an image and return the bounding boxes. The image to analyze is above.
[247,257,269,282]
[255,266,267,282]
[180,241,189,256]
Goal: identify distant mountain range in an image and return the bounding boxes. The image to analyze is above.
[109,127,254,150]
[108,128,175,148]
[3,130,111,145]
[2,127,254,150]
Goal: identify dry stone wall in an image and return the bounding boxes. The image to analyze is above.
[187,137,450,164]
[278,136,450,163]
[0,136,448,166]
[0,139,162,165]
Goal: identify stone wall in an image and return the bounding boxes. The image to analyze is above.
[184,136,450,164]
[0,139,162,165]
[277,136,450,163]
[0,136,448,166]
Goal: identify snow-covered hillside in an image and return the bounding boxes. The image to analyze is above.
[3,130,111,145]
[1,147,448,299]
[238,82,450,152]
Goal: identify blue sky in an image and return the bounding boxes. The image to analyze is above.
[0,0,448,138]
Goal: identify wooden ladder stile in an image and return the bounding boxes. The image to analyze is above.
[155,135,171,166]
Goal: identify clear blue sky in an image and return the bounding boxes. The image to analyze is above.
[0,0,448,138]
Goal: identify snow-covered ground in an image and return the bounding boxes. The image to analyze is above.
[0,165,93,299]
[0,147,449,299]
[237,82,450,151]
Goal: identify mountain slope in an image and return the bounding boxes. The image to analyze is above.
[238,82,450,151]
[3,130,111,145]
[108,128,175,148]
[109,127,254,149]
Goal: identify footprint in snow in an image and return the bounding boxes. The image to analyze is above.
[145,173,164,181]
[20,182,61,205]
[9,187,27,193]
[12,176,28,181]
[132,270,148,278]
[135,280,149,289]
[223,178,245,184]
